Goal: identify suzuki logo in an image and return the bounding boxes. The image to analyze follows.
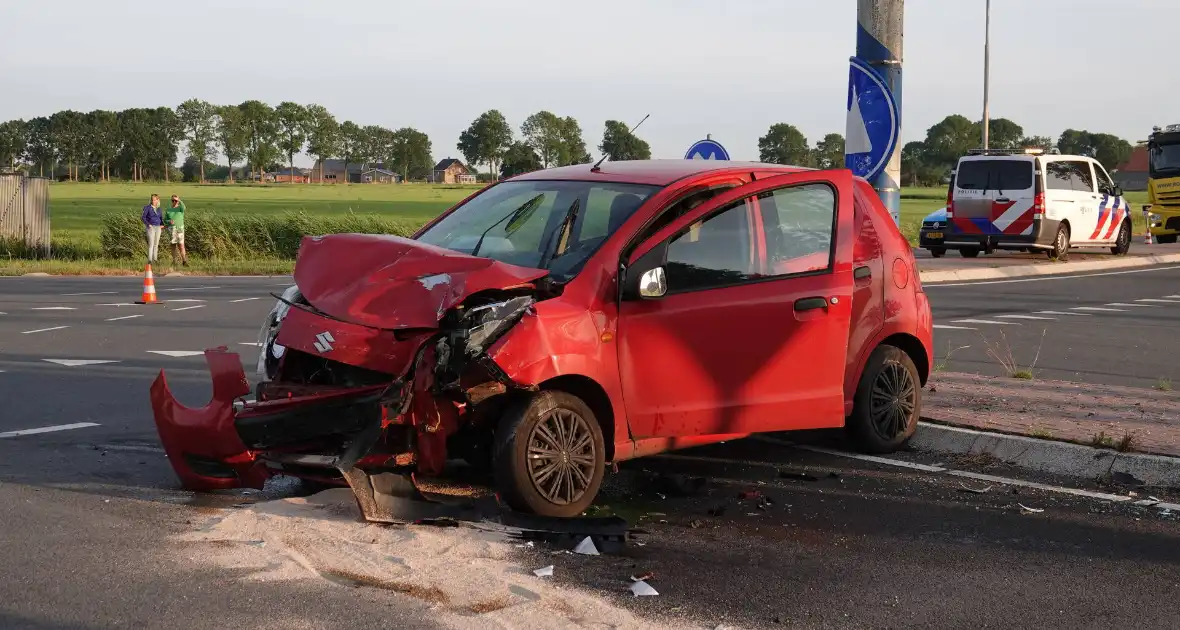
[313,331,335,353]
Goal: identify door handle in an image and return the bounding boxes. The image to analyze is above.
[854,266,871,280]
[794,297,828,312]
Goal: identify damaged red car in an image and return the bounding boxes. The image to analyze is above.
[151,160,933,520]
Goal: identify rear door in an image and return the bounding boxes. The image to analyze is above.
[616,170,856,439]
[1043,158,1087,238]
[950,158,1037,237]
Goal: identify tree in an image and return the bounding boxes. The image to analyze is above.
[1057,130,1133,168]
[360,125,393,171]
[812,133,845,169]
[457,109,513,176]
[758,123,812,166]
[303,104,340,184]
[921,114,977,168]
[86,110,120,181]
[599,120,651,162]
[558,117,590,165]
[0,119,27,169]
[238,100,279,179]
[25,117,54,177]
[500,141,542,179]
[338,120,363,183]
[901,140,945,187]
[980,118,1024,150]
[118,109,154,181]
[521,111,564,168]
[388,127,433,181]
[214,105,248,183]
[49,110,86,181]
[176,99,217,183]
[147,107,183,182]
[274,101,309,180]
[1019,135,1055,152]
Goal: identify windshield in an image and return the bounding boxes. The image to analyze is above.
[1149,141,1180,177]
[954,159,1033,192]
[416,180,660,281]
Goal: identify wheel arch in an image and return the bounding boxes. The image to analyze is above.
[878,333,930,386]
[539,374,616,461]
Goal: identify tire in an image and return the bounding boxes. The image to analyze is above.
[493,390,606,517]
[847,345,921,454]
[929,248,945,258]
[1111,220,1131,256]
[959,248,980,258]
[1047,224,1071,261]
[1158,234,1178,244]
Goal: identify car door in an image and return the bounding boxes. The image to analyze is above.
[1043,159,1091,241]
[616,170,856,439]
[1069,159,1101,242]
[1091,161,1125,242]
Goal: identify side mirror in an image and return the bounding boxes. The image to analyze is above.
[638,267,667,298]
[1112,185,1124,197]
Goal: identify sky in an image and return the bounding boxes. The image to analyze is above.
[0,0,1172,167]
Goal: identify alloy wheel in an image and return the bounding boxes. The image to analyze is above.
[526,409,597,506]
[869,360,917,440]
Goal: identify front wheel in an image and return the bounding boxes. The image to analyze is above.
[959,248,981,258]
[493,391,606,517]
[1111,220,1132,255]
[847,345,921,454]
[929,248,946,258]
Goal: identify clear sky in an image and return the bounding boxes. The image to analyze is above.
[0,0,1171,166]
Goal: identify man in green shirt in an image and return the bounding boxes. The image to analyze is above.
[165,194,188,266]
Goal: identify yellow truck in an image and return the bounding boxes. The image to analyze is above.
[1148,124,1180,243]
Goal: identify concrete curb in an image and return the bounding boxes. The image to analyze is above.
[912,421,1180,488]
[918,253,1180,284]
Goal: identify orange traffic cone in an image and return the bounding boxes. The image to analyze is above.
[1144,206,1154,245]
[136,264,161,304]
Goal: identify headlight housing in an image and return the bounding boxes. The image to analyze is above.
[461,296,534,358]
[1150,213,1162,222]
[256,285,301,377]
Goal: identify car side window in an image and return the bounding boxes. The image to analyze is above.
[757,184,836,276]
[634,185,737,246]
[1093,163,1116,195]
[663,199,754,293]
[1070,160,1095,192]
[1045,161,1073,191]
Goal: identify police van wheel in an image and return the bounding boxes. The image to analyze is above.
[1111,221,1131,256]
[929,248,945,258]
[959,248,980,258]
[1048,225,1070,261]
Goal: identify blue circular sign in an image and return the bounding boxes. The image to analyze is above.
[685,139,730,161]
[844,56,899,181]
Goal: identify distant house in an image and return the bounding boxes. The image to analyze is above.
[273,167,310,184]
[311,159,402,183]
[433,158,475,184]
[1112,145,1149,192]
[360,168,400,184]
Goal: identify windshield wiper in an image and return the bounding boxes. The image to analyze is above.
[538,197,581,269]
[469,194,544,258]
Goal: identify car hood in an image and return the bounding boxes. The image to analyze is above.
[292,233,548,330]
[923,207,947,223]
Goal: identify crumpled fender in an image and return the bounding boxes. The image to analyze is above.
[149,347,270,491]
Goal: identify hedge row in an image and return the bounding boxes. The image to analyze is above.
[99,212,426,260]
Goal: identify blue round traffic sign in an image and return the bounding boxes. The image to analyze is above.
[685,138,730,161]
[844,56,899,181]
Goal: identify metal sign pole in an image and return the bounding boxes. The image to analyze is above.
[855,0,904,226]
[982,0,991,149]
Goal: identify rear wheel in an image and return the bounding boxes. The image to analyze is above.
[1047,224,1071,261]
[1158,234,1178,244]
[929,248,945,258]
[493,391,605,517]
[1111,220,1132,255]
[847,346,921,454]
[959,248,981,258]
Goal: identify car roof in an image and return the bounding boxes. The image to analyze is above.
[507,159,812,186]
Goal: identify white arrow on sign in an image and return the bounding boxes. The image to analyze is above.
[846,87,873,155]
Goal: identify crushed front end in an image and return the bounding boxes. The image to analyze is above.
[149,234,550,522]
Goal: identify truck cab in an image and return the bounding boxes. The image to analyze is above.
[1147,124,1180,244]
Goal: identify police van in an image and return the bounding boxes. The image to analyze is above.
[920,149,1132,260]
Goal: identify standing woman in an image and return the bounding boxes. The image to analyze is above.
[141,194,163,263]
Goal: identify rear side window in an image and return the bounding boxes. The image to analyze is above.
[955,160,1033,192]
[1045,161,1073,190]
[1069,160,1095,192]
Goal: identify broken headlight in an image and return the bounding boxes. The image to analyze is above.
[462,296,534,358]
[256,285,301,377]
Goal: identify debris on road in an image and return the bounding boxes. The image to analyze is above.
[533,565,554,577]
[738,490,763,500]
[630,580,659,597]
[778,470,819,482]
[1018,503,1045,514]
[630,571,655,582]
[574,536,600,555]
[958,482,993,494]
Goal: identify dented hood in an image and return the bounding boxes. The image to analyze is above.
[292,233,548,330]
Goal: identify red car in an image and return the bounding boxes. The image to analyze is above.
[151,160,933,519]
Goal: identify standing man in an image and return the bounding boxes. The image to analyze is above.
[165,194,188,266]
[141,194,163,263]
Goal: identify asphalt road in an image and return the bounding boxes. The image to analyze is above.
[1,272,1179,629]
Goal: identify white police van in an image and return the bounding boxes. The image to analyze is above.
[919,149,1132,260]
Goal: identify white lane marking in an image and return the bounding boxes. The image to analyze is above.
[934,324,977,330]
[791,443,949,472]
[1035,310,1091,316]
[43,359,120,367]
[230,297,262,303]
[995,314,1056,320]
[238,342,263,346]
[97,303,138,307]
[951,319,1021,325]
[93,444,165,454]
[0,422,101,439]
[1106,302,1158,308]
[147,350,205,357]
[945,470,1133,503]
[22,326,69,334]
[105,314,143,322]
[61,291,118,296]
[31,306,76,311]
[926,265,1180,288]
[171,305,205,312]
[167,299,205,303]
[1166,295,1180,299]
[1071,306,1125,312]
[162,286,221,292]
[1136,298,1180,304]
[0,312,6,315]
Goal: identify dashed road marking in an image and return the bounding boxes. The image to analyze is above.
[1072,306,1125,312]
[1035,310,1091,316]
[926,265,1180,288]
[22,326,69,334]
[951,318,1020,325]
[61,291,117,296]
[934,324,977,330]
[0,422,101,439]
[43,359,120,367]
[106,314,143,321]
[92,444,165,454]
[1136,298,1180,304]
[230,297,262,303]
[995,314,1056,320]
[97,303,138,307]
[171,305,205,312]
[147,350,205,357]
[162,286,221,292]
[167,299,205,303]
[31,306,76,311]
[238,342,263,346]
[1106,302,1158,308]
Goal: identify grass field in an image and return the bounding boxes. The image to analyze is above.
[1,181,1153,275]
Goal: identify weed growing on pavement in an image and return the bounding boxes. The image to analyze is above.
[981,328,1046,380]
[1117,432,1137,453]
[1090,431,1116,449]
[933,342,971,373]
[1030,427,1054,440]
[1156,378,1173,392]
